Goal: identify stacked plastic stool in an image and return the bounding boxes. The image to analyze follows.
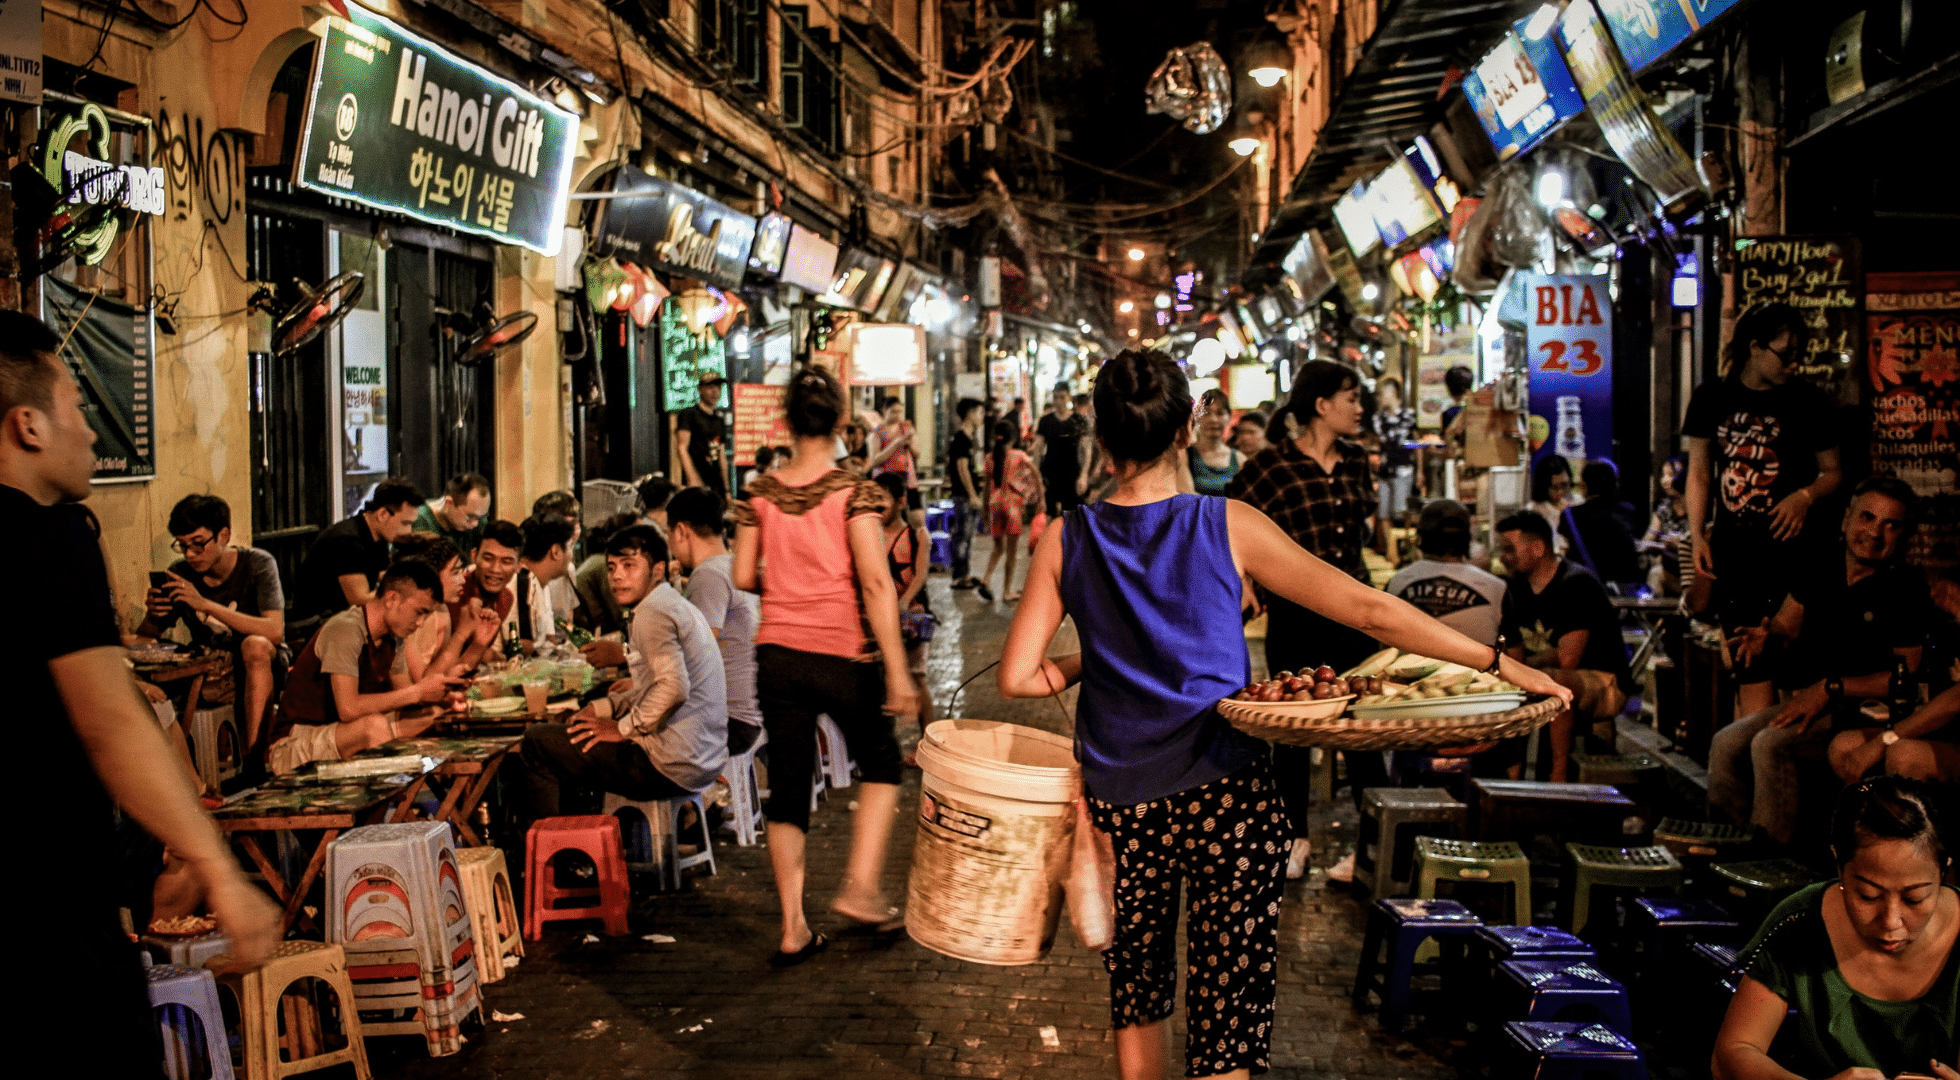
[1654,817,1753,881]
[1352,897,1484,1032]
[1414,837,1533,926]
[1497,957,1634,1035]
[214,940,372,1080]
[603,791,717,891]
[721,737,767,847]
[456,846,524,984]
[1566,843,1684,941]
[815,715,856,791]
[148,963,236,1080]
[326,822,480,1055]
[1459,925,1596,1027]
[1710,858,1819,928]
[1500,1021,1646,1080]
[525,814,631,939]
[1356,787,1465,900]
[1629,896,1739,971]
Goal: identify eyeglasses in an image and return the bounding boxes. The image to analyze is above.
[170,535,218,555]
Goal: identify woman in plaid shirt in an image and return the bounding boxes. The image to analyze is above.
[1226,359,1382,883]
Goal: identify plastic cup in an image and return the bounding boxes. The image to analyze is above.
[521,679,549,714]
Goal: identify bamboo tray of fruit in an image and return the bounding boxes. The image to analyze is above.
[1217,649,1562,750]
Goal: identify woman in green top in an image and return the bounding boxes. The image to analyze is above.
[1714,776,1958,1080]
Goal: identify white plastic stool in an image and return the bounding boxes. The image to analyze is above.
[147,963,236,1080]
[185,703,239,789]
[142,929,233,969]
[603,791,718,890]
[721,741,765,847]
[815,714,855,791]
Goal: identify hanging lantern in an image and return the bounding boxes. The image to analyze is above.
[713,290,748,338]
[623,263,667,328]
[583,259,628,317]
[1398,253,1440,303]
[610,261,643,312]
[675,287,729,337]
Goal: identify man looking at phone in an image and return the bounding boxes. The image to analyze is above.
[268,560,462,774]
[137,493,285,751]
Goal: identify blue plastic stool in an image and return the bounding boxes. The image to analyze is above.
[147,963,237,1080]
[1475,924,1598,963]
[1501,1021,1646,1080]
[1498,958,1634,1036]
[1352,897,1483,1032]
[1631,896,1740,969]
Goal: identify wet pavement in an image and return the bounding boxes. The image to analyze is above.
[374,544,1459,1079]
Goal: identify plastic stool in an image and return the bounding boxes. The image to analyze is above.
[1357,787,1465,899]
[1573,753,1663,788]
[1498,958,1634,1035]
[1414,837,1532,925]
[816,714,855,790]
[1352,897,1483,1032]
[524,815,630,939]
[214,941,372,1080]
[143,930,233,969]
[603,791,717,890]
[1471,779,1635,845]
[1710,858,1820,928]
[186,703,242,789]
[1630,896,1739,960]
[1501,1020,1646,1080]
[1473,924,1597,964]
[721,740,766,847]
[1566,844,1684,939]
[1653,818,1753,878]
[1388,752,1477,799]
[456,847,524,984]
[1691,941,1742,992]
[148,963,236,1080]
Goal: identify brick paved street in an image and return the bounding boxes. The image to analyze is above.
[375,560,1459,1080]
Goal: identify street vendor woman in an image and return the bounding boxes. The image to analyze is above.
[998,348,1568,1080]
[267,560,463,774]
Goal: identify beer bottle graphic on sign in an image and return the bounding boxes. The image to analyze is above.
[1555,396,1586,460]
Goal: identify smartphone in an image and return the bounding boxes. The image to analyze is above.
[149,571,172,590]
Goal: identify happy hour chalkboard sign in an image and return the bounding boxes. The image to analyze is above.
[1732,236,1862,406]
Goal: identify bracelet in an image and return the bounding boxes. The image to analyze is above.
[1483,636,1506,675]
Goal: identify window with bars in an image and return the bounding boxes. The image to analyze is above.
[700,0,765,89]
[779,5,839,155]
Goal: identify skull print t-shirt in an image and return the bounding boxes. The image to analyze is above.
[1682,378,1837,539]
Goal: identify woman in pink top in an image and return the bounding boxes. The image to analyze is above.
[732,367,921,965]
[866,396,920,510]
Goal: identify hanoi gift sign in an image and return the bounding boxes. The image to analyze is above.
[295,2,578,255]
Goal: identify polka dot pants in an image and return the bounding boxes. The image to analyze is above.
[1088,761,1289,1077]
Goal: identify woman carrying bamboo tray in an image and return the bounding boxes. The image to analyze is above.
[997,349,1569,1080]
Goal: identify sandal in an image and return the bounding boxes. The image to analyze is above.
[831,898,906,934]
[768,932,828,968]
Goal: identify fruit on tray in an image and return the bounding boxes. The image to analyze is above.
[1349,651,1520,705]
[1232,667,1383,703]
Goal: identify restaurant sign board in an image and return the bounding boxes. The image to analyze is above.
[45,276,154,482]
[1523,273,1614,470]
[1732,235,1861,406]
[590,165,757,291]
[659,297,728,412]
[1866,272,1960,571]
[1555,0,1702,210]
[295,1,578,255]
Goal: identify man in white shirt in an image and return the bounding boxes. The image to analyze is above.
[509,525,729,819]
[1385,499,1507,646]
[665,487,763,754]
[507,514,575,651]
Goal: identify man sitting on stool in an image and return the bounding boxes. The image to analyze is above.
[510,525,728,822]
[267,560,461,774]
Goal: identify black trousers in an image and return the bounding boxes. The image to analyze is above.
[1264,594,1385,835]
[757,643,903,831]
[508,723,691,823]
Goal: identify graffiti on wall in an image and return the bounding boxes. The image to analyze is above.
[155,107,242,224]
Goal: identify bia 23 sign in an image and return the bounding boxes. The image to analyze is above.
[1525,274,1613,467]
[295,2,577,254]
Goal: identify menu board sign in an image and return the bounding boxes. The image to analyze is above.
[295,2,578,255]
[658,298,728,412]
[1555,0,1702,210]
[1867,272,1960,570]
[1732,235,1862,405]
[731,383,791,463]
[45,276,154,482]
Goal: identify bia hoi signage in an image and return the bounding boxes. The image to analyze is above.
[295,2,577,255]
[1524,274,1613,470]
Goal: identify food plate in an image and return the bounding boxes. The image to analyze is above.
[473,696,526,717]
[1229,695,1354,720]
[1348,692,1527,720]
[128,644,186,665]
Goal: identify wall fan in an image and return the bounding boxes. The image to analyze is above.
[251,272,367,356]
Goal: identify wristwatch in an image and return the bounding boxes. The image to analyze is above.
[1825,677,1845,702]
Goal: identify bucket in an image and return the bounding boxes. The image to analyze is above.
[906,719,1081,965]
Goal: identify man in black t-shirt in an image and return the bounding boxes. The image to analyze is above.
[0,313,276,1070]
[1683,303,1842,711]
[946,397,985,589]
[676,374,729,495]
[293,477,423,626]
[1708,477,1930,845]
[1497,511,1633,781]
[1032,383,1089,516]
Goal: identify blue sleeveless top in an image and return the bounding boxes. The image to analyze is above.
[1060,494,1266,805]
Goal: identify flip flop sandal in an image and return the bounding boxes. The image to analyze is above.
[832,902,906,935]
[768,932,829,968]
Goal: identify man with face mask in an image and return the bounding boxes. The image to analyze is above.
[268,560,462,774]
[1707,477,1936,846]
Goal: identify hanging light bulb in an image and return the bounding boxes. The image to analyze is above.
[1118,300,1135,313]
[1127,247,1146,261]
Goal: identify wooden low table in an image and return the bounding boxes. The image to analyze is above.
[355,734,525,847]
[215,764,434,936]
[1469,779,1636,845]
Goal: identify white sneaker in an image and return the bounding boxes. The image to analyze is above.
[1327,853,1356,884]
[1285,837,1312,880]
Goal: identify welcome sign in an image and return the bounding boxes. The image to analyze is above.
[295,1,578,254]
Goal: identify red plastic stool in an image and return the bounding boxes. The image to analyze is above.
[524,815,631,940]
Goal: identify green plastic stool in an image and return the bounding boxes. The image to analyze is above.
[1652,818,1753,861]
[1573,753,1663,787]
[1566,844,1684,938]
[1710,858,1822,928]
[1414,837,1533,925]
